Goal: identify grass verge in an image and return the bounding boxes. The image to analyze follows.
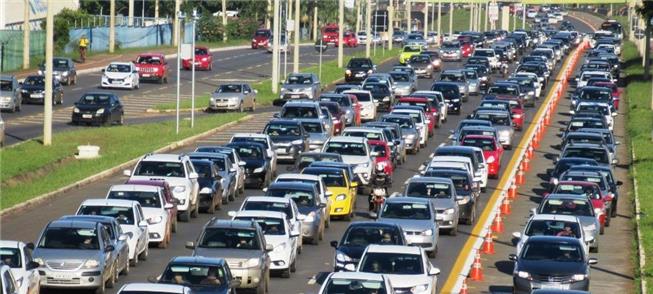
[622,40,653,292]
[0,112,245,210]
[153,47,402,111]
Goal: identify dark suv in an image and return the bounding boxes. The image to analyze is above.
[345,58,375,83]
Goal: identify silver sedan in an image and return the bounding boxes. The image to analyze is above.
[209,83,257,112]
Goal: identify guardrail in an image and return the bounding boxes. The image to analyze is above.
[448,39,590,293]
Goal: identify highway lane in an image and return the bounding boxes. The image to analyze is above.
[0,34,581,294]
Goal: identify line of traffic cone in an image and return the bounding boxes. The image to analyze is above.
[526,144,533,160]
[500,197,512,215]
[491,210,505,233]
[521,158,530,172]
[481,231,496,254]
[515,168,525,185]
[508,181,517,200]
[470,251,484,281]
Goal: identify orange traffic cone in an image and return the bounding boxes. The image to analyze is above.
[500,197,512,216]
[508,182,517,200]
[515,169,525,185]
[544,109,551,126]
[481,231,495,254]
[522,158,530,172]
[460,279,469,294]
[491,212,505,233]
[470,251,484,281]
[533,128,541,149]
[526,144,533,160]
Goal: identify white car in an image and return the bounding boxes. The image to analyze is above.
[526,9,538,18]
[230,210,299,277]
[0,262,20,294]
[230,133,278,174]
[473,49,500,69]
[413,90,449,123]
[512,214,589,257]
[124,153,200,222]
[76,199,150,265]
[117,283,192,294]
[0,241,40,294]
[101,62,140,90]
[322,136,374,186]
[512,72,543,98]
[350,245,440,294]
[391,109,428,147]
[274,174,333,227]
[107,184,176,247]
[344,90,376,121]
[426,155,478,186]
[577,71,614,88]
[317,272,393,294]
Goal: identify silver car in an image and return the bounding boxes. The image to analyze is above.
[209,83,257,112]
[389,71,417,97]
[461,68,481,96]
[0,75,22,112]
[186,219,271,292]
[472,109,515,149]
[404,177,460,236]
[299,119,331,152]
[33,219,118,293]
[440,70,470,101]
[39,57,77,85]
[279,73,320,101]
[377,197,439,257]
[381,114,421,154]
[404,33,428,48]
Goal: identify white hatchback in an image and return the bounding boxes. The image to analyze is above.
[101,62,139,90]
[344,90,376,121]
[0,240,40,294]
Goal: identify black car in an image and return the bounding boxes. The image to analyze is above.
[72,92,124,126]
[330,221,407,271]
[21,75,64,104]
[548,157,599,188]
[362,82,393,111]
[226,141,271,188]
[423,168,478,224]
[264,119,309,163]
[345,58,375,83]
[190,159,224,213]
[510,236,596,294]
[431,81,462,114]
[156,256,239,294]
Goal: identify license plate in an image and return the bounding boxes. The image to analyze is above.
[291,95,300,99]
[217,103,228,106]
[539,283,568,290]
[142,74,151,77]
[30,94,43,98]
[82,114,92,119]
[112,81,122,84]
[356,73,365,77]
[51,272,74,280]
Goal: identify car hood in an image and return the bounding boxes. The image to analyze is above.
[378,218,433,231]
[282,84,311,91]
[103,71,133,79]
[21,85,44,91]
[141,207,166,219]
[264,235,288,247]
[33,248,102,264]
[341,155,370,165]
[128,175,189,187]
[337,245,366,260]
[212,93,244,99]
[75,103,107,112]
[308,133,329,143]
[430,198,456,210]
[517,259,587,276]
[193,248,262,260]
[385,274,433,288]
[297,206,320,216]
[409,62,431,68]
[271,136,301,144]
[495,125,513,133]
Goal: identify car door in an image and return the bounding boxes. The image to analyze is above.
[100,226,114,274]
[136,204,149,249]
[114,224,130,267]
[185,160,200,204]
[22,245,39,293]
[112,96,124,120]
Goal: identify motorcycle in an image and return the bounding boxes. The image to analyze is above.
[368,186,387,219]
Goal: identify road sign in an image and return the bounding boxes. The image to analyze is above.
[345,0,355,9]
[489,3,499,21]
[181,43,192,59]
[287,19,295,32]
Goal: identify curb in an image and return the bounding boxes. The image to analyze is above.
[631,146,648,294]
[0,114,254,217]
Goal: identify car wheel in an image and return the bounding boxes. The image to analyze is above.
[611,202,618,218]
[106,264,117,288]
[95,279,106,294]
[466,207,476,225]
[121,256,130,275]
[139,244,149,261]
[191,202,199,218]
[605,211,611,227]
[130,253,138,266]
[427,248,437,258]
[600,224,605,235]
[179,210,191,222]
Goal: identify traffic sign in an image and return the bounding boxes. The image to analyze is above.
[489,3,499,21]
[287,19,295,32]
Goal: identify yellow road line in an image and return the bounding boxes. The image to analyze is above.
[439,45,582,292]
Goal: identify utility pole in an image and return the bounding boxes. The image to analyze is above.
[293,0,300,73]
[356,0,361,33]
[437,1,441,46]
[222,0,228,42]
[313,4,318,41]
[175,11,184,134]
[512,4,516,31]
[366,0,371,58]
[128,0,134,26]
[44,0,53,146]
[191,8,197,128]
[173,0,180,46]
[431,2,435,31]
[388,0,394,50]
[522,3,526,29]
[267,0,272,29]
[272,0,280,93]
[448,1,453,40]
[155,0,159,20]
[406,0,411,32]
[423,3,428,39]
[484,1,488,32]
[23,0,30,69]
[469,2,473,31]
[477,2,482,31]
[338,0,344,67]
[109,0,115,52]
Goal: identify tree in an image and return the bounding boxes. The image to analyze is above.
[635,1,653,78]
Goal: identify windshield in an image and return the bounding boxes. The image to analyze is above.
[348,92,372,102]
[360,252,424,274]
[23,76,44,86]
[281,106,319,118]
[38,227,99,250]
[563,175,606,190]
[235,217,285,235]
[324,278,387,294]
[161,264,227,287]
[325,142,367,156]
[488,86,518,96]
[255,30,270,37]
[232,146,263,159]
[217,84,242,93]
[304,170,345,187]
[344,131,382,141]
[136,55,162,65]
[192,162,214,179]
[198,228,260,249]
[134,161,185,178]
[53,58,70,69]
[0,248,21,268]
[406,182,452,199]
[474,113,510,126]
[403,46,421,53]
[265,123,301,136]
[108,190,161,208]
[563,148,609,164]
[348,60,372,68]
[381,202,431,220]
[78,205,134,225]
[521,242,583,262]
[381,116,414,129]
[440,73,464,82]
[394,111,422,123]
[266,188,315,207]
[370,144,387,157]
[342,226,402,246]
[579,89,611,101]
[462,137,496,151]
[409,55,430,63]
[106,63,131,73]
[432,84,460,99]
[301,121,324,134]
[78,94,112,105]
[390,73,410,82]
[243,201,292,219]
[321,95,351,107]
[0,80,12,91]
[525,220,582,238]
[195,48,208,55]
[287,75,313,85]
[541,199,593,216]
[442,43,459,50]
[554,184,602,199]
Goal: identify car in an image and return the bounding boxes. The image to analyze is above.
[297,120,331,153]
[319,101,346,135]
[461,135,504,178]
[548,157,600,188]
[101,62,140,90]
[264,184,327,245]
[189,152,238,204]
[434,146,488,190]
[133,53,168,83]
[72,92,124,126]
[38,57,77,85]
[376,196,439,256]
[450,119,493,142]
[343,90,376,121]
[365,121,408,164]
[0,262,20,294]
[439,70,469,100]
[186,219,271,293]
[153,256,239,293]
[319,93,360,126]
[510,236,596,294]
[107,184,177,247]
[225,142,272,189]
[230,133,278,173]
[0,75,22,112]
[182,46,212,70]
[391,108,428,147]
[421,50,443,71]
[407,54,435,78]
[0,241,40,294]
[405,33,428,47]
[571,86,614,112]
[506,77,538,106]
[292,151,342,171]
[577,71,614,88]
[317,272,393,294]
[321,24,340,45]
[560,143,614,168]
[209,83,257,112]
[194,146,247,197]
[460,41,475,57]
[399,45,423,64]
[440,41,462,61]
[330,221,407,271]
[483,95,526,131]
[20,75,63,104]
[352,244,441,293]
[263,119,309,162]
[277,100,333,135]
[389,71,417,97]
[32,219,117,293]
[252,29,272,49]
[302,166,358,220]
[551,181,612,230]
[473,48,500,69]
[392,31,407,43]
[361,82,394,112]
[278,73,321,102]
[345,58,375,83]
[380,114,421,154]
[512,214,589,256]
[340,31,359,47]
[274,173,332,228]
[118,283,191,294]
[322,136,374,186]
[76,199,150,265]
[573,102,615,130]
[404,176,463,233]
[230,211,299,278]
[472,109,514,149]
[237,196,305,252]
[461,68,481,96]
[124,154,200,222]
[429,82,461,115]
[397,96,441,129]
[532,194,601,252]
[266,34,289,53]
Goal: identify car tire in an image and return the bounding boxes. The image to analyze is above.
[427,247,437,258]
[130,254,138,267]
[611,202,618,218]
[290,258,297,272]
[449,227,458,236]
[466,206,476,225]
[481,187,487,193]
[117,115,124,126]
[600,224,605,235]
[251,101,256,112]
[179,210,191,222]
[191,202,199,218]
[139,245,149,261]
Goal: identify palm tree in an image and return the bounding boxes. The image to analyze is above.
[635,1,653,78]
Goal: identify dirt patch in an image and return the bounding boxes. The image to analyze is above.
[2,156,76,188]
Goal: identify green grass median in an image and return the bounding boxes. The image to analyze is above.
[622,40,653,292]
[0,112,245,210]
[153,47,401,111]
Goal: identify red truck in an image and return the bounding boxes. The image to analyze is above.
[134,53,169,83]
[322,23,339,45]
[182,46,213,71]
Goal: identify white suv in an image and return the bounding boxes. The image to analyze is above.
[124,154,199,221]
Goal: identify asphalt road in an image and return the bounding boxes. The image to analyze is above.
[0,18,594,294]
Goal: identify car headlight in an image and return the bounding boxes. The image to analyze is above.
[247,258,260,267]
[513,114,522,119]
[253,167,264,173]
[427,64,433,69]
[201,57,208,61]
[499,131,510,138]
[148,215,163,224]
[252,38,257,41]
[73,107,80,113]
[173,186,186,193]
[303,211,316,222]
[516,271,531,279]
[336,194,346,201]
[96,108,105,114]
[572,274,587,281]
[445,208,455,214]
[486,156,495,163]
[83,259,100,269]
[411,283,429,293]
[62,71,69,76]
[422,229,433,236]
[280,87,287,92]
[346,69,352,75]
[292,139,303,145]
[336,251,352,262]
[358,163,369,169]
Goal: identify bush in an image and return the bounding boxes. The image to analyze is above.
[196,14,259,42]
[43,8,93,54]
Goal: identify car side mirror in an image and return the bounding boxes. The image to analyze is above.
[588,257,598,265]
[318,203,327,208]
[273,113,280,118]
[512,232,522,240]
[189,172,199,179]
[428,267,441,276]
[370,151,379,157]
[344,263,356,271]
[266,244,274,251]
[185,241,195,249]
[351,181,358,188]
[118,234,129,241]
[330,241,338,248]
[508,254,518,261]
[26,261,40,270]
[123,169,132,177]
[104,245,115,252]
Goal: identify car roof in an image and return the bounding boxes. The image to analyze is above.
[47,219,99,229]
[365,244,422,254]
[0,240,22,248]
[344,127,383,133]
[80,199,137,207]
[276,173,322,181]
[141,153,186,162]
[531,214,580,222]
[232,133,269,139]
[245,196,293,204]
[233,210,287,220]
[169,256,227,266]
[267,182,315,190]
[59,215,119,225]
[327,271,385,281]
[206,219,258,229]
[119,283,189,293]
[409,176,454,185]
[385,196,431,205]
[109,184,159,192]
[328,136,367,143]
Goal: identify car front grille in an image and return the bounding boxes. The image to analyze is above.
[47,261,82,270]
[47,277,81,284]
[140,67,156,73]
[530,273,574,283]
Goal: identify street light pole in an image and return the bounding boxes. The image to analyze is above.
[449,1,453,41]
[388,0,394,50]
[293,0,300,73]
[191,8,197,128]
[223,0,228,42]
[423,3,428,39]
[23,0,29,69]
[437,1,441,46]
[522,3,526,29]
[337,0,344,67]
[44,0,54,146]
[406,0,411,32]
[173,0,180,46]
[366,0,371,58]
[109,0,115,52]
[176,11,184,134]
[272,0,280,93]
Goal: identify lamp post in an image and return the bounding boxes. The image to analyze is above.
[191,8,198,128]
[175,10,185,134]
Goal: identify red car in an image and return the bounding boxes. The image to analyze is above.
[134,53,169,83]
[321,23,339,45]
[345,93,362,126]
[461,135,504,178]
[460,41,475,57]
[368,140,394,179]
[251,29,272,49]
[592,81,621,110]
[338,31,359,47]
[319,101,346,135]
[396,96,440,130]
[550,181,614,233]
[488,96,525,130]
[124,179,180,229]
[182,46,212,70]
